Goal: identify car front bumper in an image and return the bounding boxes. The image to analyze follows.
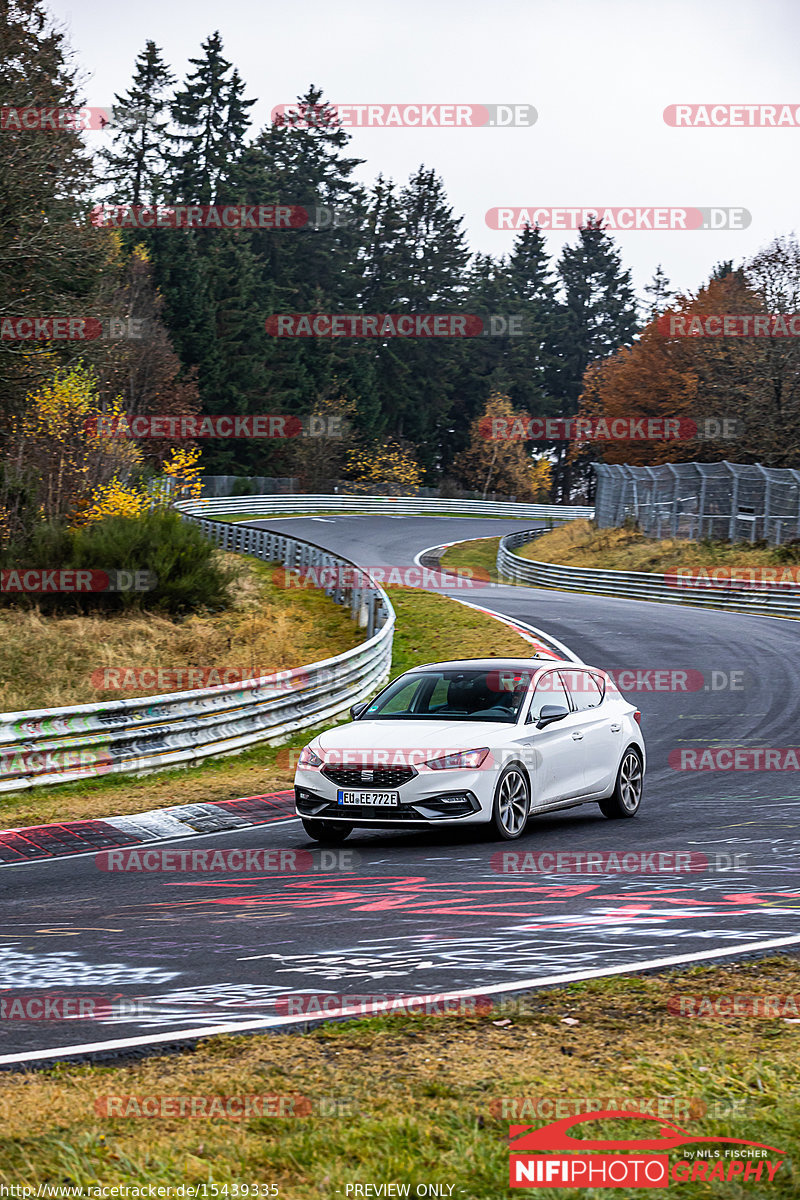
[294,765,494,826]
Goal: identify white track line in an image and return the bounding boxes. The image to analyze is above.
[412,538,580,663]
[4,933,800,1066]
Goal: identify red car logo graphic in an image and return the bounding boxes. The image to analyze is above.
[510,1110,786,1155]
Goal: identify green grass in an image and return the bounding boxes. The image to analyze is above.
[438,536,503,583]
[385,586,532,674]
[1,957,798,1196]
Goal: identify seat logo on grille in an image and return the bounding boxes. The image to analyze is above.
[361,770,374,781]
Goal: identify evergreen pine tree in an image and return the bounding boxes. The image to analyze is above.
[99,41,175,205]
[506,226,561,413]
[367,166,471,472]
[244,89,378,460]
[166,32,255,204]
[552,221,639,499]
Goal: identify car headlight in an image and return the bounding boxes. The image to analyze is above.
[298,745,323,768]
[424,747,490,770]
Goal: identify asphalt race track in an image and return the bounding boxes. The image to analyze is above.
[3,514,800,1066]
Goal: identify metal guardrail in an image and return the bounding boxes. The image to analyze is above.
[0,516,395,793]
[177,495,594,520]
[497,529,800,619]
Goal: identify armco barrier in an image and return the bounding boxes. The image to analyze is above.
[0,517,394,793]
[497,529,800,619]
[176,495,594,520]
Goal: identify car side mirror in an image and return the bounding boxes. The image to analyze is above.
[536,704,570,729]
[350,702,368,720]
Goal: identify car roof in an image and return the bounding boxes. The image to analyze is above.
[408,658,586,673]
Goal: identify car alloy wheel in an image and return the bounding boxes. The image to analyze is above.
[599,749,643,819]
[491,766,530,839]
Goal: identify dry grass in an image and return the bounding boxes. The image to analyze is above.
[0,588,535,831]
[518,519,800,572]
[0,554,363,712]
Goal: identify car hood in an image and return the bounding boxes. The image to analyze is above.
[315,719,511,756]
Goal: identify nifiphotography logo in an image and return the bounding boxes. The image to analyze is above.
[508,1110,786,1188]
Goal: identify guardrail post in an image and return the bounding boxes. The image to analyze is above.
[359,594,369,628]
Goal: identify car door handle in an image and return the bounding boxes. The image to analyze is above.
[611,723,621,732]
[572,731,584,740]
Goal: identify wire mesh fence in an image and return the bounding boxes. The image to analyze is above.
[594,461,800,545]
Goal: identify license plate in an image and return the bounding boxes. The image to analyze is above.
[337,790,399,806]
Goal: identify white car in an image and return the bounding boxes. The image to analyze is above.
[294,658,645,842]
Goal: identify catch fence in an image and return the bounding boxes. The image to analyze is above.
[594,462,800,545]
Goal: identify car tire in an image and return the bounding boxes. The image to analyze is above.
[489,765,531,840]
[301,818,353,844]
[599,748,643,818]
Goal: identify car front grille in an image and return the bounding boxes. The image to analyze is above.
[322,766,416,788]
[318,802,424,820]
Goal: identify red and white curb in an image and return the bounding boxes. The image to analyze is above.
[0,791,295,867]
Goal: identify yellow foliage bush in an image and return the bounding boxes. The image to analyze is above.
[345,442,422,494]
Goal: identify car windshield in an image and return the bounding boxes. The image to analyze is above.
[362,668,533,723]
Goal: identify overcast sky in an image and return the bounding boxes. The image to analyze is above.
[51,0,800,304]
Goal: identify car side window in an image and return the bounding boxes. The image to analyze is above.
[527,672,571,721]
[589,671,607,701]
[560,669,604,712]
